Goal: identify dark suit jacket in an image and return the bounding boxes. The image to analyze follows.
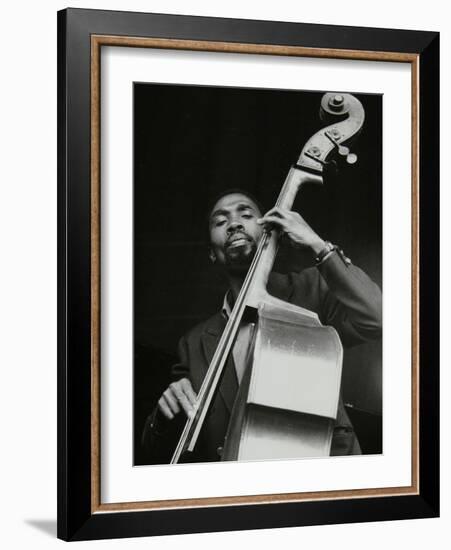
[142,251,382,463]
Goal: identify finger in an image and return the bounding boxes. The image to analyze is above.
[257,214,288,228]
[260,206,287,220]
[170,383,195,418]
[291,211,304,222]
[180,378,198,407]
[271,208,300,223]
[163,388,181,415]
[179,393,195,418]
[158,396,174,420]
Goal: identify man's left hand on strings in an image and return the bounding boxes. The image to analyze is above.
[257,207,325,254]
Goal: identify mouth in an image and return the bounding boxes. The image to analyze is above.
[226,235,252,249]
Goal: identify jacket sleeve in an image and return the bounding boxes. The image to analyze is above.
[140,336,190,463]
[306,251,382,347]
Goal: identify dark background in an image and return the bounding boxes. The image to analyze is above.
[133,83,382,464]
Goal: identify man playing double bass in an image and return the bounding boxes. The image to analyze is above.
[141,189,382,463]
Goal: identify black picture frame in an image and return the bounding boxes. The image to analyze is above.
[57,7,439,541]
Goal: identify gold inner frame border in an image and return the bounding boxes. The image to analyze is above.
[90,34,420,514]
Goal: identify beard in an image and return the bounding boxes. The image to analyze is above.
[223,234,258,273]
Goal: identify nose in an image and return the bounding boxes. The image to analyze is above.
[226,219,244,233]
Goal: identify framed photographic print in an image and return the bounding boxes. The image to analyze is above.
[57,8,439,541]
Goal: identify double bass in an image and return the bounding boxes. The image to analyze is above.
[171,92,365,463]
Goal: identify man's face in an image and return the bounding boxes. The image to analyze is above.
[208,193,263,273]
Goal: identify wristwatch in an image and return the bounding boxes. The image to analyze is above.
[315,241,352,266]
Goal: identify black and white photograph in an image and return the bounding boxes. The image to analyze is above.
[133,83,383,466]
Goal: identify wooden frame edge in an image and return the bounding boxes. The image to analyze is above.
[92,34,418,62]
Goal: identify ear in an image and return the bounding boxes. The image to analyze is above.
[209,249,216,264]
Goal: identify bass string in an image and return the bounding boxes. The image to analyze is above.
[172,231,271,459]
[194,229,270,394]
[187,176,297,414]
[173,178,291,460]
[189,234,268,412]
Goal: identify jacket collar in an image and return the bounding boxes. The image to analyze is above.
[204,311,227,336]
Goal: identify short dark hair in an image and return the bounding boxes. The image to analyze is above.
[206,188,264,223]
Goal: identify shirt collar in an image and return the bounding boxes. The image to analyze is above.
[221,290,233,319]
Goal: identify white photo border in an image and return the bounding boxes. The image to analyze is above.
[99,45,413,505]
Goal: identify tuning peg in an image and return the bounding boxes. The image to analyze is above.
[325,129,358,165]
[304,146,329,166]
